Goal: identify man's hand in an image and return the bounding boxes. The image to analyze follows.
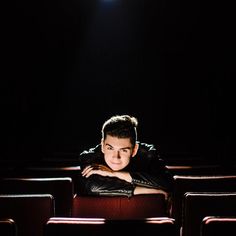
[81,164,132,183]
[81,164,114,178]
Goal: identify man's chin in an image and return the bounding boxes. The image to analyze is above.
[110,165,122,171]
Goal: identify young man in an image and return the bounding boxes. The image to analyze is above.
[78,114,174,198]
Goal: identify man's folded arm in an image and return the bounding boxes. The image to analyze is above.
[130,171,174,192]
[82,174,135,197]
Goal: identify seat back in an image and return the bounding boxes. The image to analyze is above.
[0,194,55,236]
[201,216,236,236]
[0,177,74,216]
[44,217,178,236]
[0,218,17,236]
[182,192,236,236]
[172,175,236,226]
[0,165,81,194]
[72,194,168,219]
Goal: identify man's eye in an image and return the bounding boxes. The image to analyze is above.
[121,149,128,153]
[107,147,113,150]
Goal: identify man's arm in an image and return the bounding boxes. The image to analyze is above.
[133,186,168,199]
[81,164,169,198]
[81,174,135,197]
[81,163,174,192]
[82,164,133,183]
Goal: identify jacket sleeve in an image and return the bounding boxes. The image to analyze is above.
[130,168,174,192]
[129,144,174,192]
[81,174,135,197]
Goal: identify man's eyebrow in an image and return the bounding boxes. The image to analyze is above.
[105,143,113,148]
[120,147,132,150]
[105,144,131,150]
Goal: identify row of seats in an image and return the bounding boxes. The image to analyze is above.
[0,213,236,236]
[0,216,178,236]
[45,217,178,236]
[1,173,236,219]
[2,215,235,236]
[0,177,168,218]
[171,175,236,227]
[1,172,236,236]
[181,192,236,236]
[2,215,236,236]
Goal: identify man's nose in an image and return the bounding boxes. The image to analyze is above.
[113,151,121,159]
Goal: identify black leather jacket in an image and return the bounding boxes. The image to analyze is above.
[77,142,174,197]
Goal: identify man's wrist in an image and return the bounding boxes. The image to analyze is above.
[113,171,132,183]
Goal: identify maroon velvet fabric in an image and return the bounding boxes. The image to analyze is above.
[0,194,55,236]
[72,194,168,219]
[0,177,74,216]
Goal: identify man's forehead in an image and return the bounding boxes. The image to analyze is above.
[104,135,133,149]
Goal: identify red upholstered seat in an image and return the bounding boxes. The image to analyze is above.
[44,217,178,236]
[72,194,168,219]
[172,175,236,227]
[0,194,55,236]
[0,177,74,216]
[181,192,236,236]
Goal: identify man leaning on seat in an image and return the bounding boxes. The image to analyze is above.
[77,114,174,201]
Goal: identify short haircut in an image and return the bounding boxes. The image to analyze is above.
[101,115,138,147]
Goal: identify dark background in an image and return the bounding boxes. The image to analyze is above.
[1,0,235,166]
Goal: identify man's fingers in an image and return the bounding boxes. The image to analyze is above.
[81,164,113,178]
[82,165,100,177]
[81,165,93,176]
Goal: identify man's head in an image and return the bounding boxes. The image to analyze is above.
[101,114,138,146]
[101,115,139,171]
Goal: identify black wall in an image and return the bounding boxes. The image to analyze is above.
[1,0,235,165]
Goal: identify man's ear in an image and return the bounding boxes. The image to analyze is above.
[101,138,105,153]
[131,143,139,157]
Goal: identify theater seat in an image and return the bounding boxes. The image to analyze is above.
[172,175,236,227]
[201,216,236,236]
[0,177,74,216]
[0,218,17,236]
[0,194,55,236]
[181,192,236,236]
[72,194,168,219]
[44,217,178,236]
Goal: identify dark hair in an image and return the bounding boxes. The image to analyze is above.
[101,115,138,147]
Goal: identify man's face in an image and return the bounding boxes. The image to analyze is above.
[101,135,138,171]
